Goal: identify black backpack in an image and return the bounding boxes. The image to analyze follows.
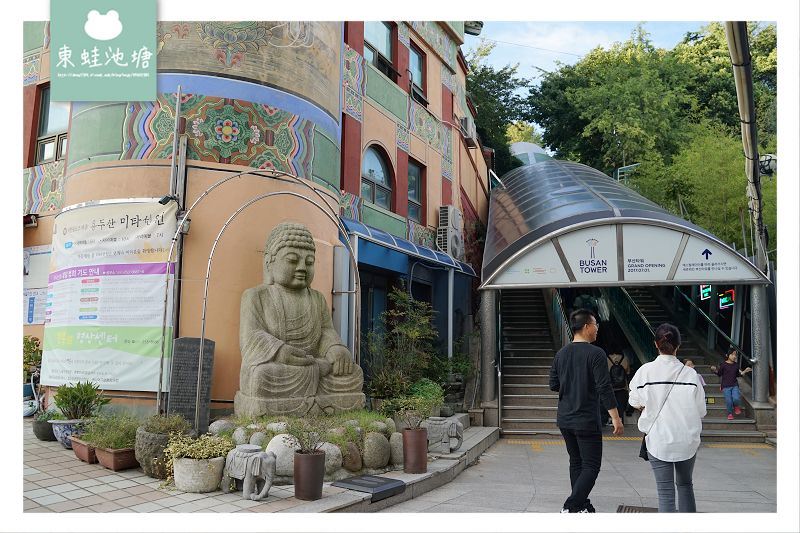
[608,355,627,390]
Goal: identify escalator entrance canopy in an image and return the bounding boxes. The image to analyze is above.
[480,160,769,289]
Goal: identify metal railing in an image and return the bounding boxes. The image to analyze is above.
[600,287,657,364]
[551,289,573,347]
[673,286,754,366]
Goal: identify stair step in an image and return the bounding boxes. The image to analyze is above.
[504,375,551,385]
[501,419,560,431]
[702,418,758,431]
[700,430,766,443]
[502,396,559,407]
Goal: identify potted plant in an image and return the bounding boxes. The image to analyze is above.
[395,390,442,474]
[163,433,234,493]
[32,409,62,441]
[22,335,42,399]
[69,434,98,464]
[50,381,110,449]
[136,413,193,479]
[81,413,141,471]
[283,415,333,501]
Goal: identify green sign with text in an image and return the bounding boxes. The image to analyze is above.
[49,0,156,101]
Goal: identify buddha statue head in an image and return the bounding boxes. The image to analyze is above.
[263,222,316,290]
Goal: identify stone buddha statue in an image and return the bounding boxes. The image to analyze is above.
[234,222,365,417]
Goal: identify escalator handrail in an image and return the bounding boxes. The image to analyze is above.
[619,288,655,334]
[673,287,754,365]
[553,288,574,345]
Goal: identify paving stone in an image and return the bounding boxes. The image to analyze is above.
[115,495,147,507]
[24,473,50,482]
[73,479,104,489]
[64,508,96,513]
[62,489,94,500]
[129,502,165,513]
[86,485,117,495]
[26,507,53,513]
[97,474,126,483]
[23,488,54,499]
[89,501,122,512]
[230,498,264,509]
[109,479,139,489]
[249,498,301,513]
[170,501,207,513]
[22,499,40,511]
[46,500,86,512]
[100,489,133,500]
[72,495,107,507]
[124,484,155,495]
[59,473,89,482]
[153,496,187,508]
[209,502,241,513]
[32,494,67,506]
[176,492,213,502]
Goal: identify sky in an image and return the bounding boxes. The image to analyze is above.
[464,21,710,84]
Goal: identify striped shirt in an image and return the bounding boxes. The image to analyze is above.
[628,354,707,462]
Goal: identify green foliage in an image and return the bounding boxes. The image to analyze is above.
[82,413,141,449]
[466,41,529,176]
[426,352,475,390]
[23,335,42,383]
[142,413,191,435]
[283,415,335,454]
[366,286,438,398]
[409,378,445,404]
[391,395,441,429]
[506,121,543,145]
[161,433,235,486]
[35,409,64,422]
[53,381,110,420]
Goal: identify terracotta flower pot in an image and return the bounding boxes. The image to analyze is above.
[70,436,97,464]
[95,447,139,471]
[293,451,325,501]
[402,428,428,474]
[32,420,57,441]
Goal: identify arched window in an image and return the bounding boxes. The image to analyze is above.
[361,146,392,210]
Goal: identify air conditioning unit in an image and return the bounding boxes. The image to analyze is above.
[459,115,478,148]
[437,205,465,260]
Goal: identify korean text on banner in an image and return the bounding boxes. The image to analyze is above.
[41,200,178,391]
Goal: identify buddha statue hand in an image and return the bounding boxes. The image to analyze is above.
[316,358,332,377]
[275,344,314,366]
[324,345,354,376]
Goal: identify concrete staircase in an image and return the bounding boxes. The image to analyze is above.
[624,287,766,443]
[499,289,562,436]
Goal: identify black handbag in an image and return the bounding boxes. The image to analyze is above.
[639,366,685,462]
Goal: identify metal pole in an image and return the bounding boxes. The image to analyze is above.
[194,191,358,430]
[447,268,454,361]
[155,167,359,414]
[707,286,718,352]
[480,290,496,403]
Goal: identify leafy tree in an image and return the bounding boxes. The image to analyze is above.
[466,41,528,176]
[506,121,543,145]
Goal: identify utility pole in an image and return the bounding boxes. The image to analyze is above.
[725,22,771,403]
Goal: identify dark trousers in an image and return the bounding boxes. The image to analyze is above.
[560,428,603,512]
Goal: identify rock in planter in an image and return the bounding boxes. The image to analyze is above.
[389,432,404,467]
[135,427,170,479]
[173,457,226,493]
[208,419,236,436]
[249,432,267,448]
[319,442,343,474]
[265,422,287,433]
[232,427,249,445]
[265,434,299,476]
[385,418,397,434]
[342,442,362,472]
[362,432,390,469]
[369,421,388,434]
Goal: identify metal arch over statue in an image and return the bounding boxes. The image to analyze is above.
[234,221,365,417]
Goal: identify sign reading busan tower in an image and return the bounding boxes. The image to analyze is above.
[558,225,618,283]
[40,200,178,391]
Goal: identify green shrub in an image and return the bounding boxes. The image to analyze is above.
[392,396,439,429]
[82,413,141,449]
[142,413,191,435]
[409,378,445,404]
[53,381,110,420]
[34,409,64,422]
[23,335,42,383]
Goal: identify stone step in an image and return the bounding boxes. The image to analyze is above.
[503,365,551,376]
[504,374,551,385]
[702,418,758,431]
[501,419,559,431]
[503,383,553,396]
[502,348,555,355]
[700,430,766,443]
[502,395,559,407]
[502,358,554,368]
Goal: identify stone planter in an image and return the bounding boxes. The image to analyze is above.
[135,427,170,479]
[173,457,226,493]
[294,451,325,501]
[32,420,57,441]
[96,447,139,471]
[49,419,85,449]
[70,436,97,464]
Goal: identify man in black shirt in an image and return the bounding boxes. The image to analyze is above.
[550,308,623,513]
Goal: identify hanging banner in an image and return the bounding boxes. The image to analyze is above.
[23,245,52,325]
[41,199,177,391]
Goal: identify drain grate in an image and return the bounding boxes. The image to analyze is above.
[332,475,406,502]
[616,504,658,513]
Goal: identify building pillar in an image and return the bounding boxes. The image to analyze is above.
[480,290,496,403]
[395,148,408,217]
[751,284,771,403]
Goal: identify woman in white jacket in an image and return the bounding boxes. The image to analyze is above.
[628,323,707,512]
